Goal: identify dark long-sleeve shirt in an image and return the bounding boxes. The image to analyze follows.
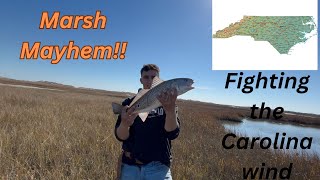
[114,97,180,167]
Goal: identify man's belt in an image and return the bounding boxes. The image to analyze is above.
[123,151,145,165]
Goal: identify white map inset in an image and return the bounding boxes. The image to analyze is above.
[212,0,318,70]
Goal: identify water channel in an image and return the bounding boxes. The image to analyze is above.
[222,118,320,158]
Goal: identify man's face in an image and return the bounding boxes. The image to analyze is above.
[140,70,159,89]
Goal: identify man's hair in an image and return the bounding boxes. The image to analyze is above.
[140,64,160,75]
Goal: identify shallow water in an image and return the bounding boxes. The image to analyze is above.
[0,83,63,91]
[222,119,320,158]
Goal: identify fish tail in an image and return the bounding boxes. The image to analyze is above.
[112,102,123,114]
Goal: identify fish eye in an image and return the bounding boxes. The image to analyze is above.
[137,104,140,108]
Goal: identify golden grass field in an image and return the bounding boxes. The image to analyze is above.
[0,79,320,179]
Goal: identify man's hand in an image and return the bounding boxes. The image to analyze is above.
[121,106,138,127]
[157,88,178,112]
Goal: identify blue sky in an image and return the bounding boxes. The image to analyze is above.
[0,0,319,115]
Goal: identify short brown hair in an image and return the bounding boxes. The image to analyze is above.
[140,64,160,75]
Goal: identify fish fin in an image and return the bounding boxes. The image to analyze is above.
[139,112,149,122]
[112,102,123,114]
[151,76,164,89]
[129,89,149,107]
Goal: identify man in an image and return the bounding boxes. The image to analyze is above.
[114,64,180,180]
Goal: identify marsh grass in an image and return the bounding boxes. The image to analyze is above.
[0,85,319,179]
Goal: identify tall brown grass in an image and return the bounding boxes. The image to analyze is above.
[0,85,319,179]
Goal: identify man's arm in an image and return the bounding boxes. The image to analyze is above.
[115,106,137,141]
[116,118,130,141]
[157,88,179,132]
[164,106,179,132]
